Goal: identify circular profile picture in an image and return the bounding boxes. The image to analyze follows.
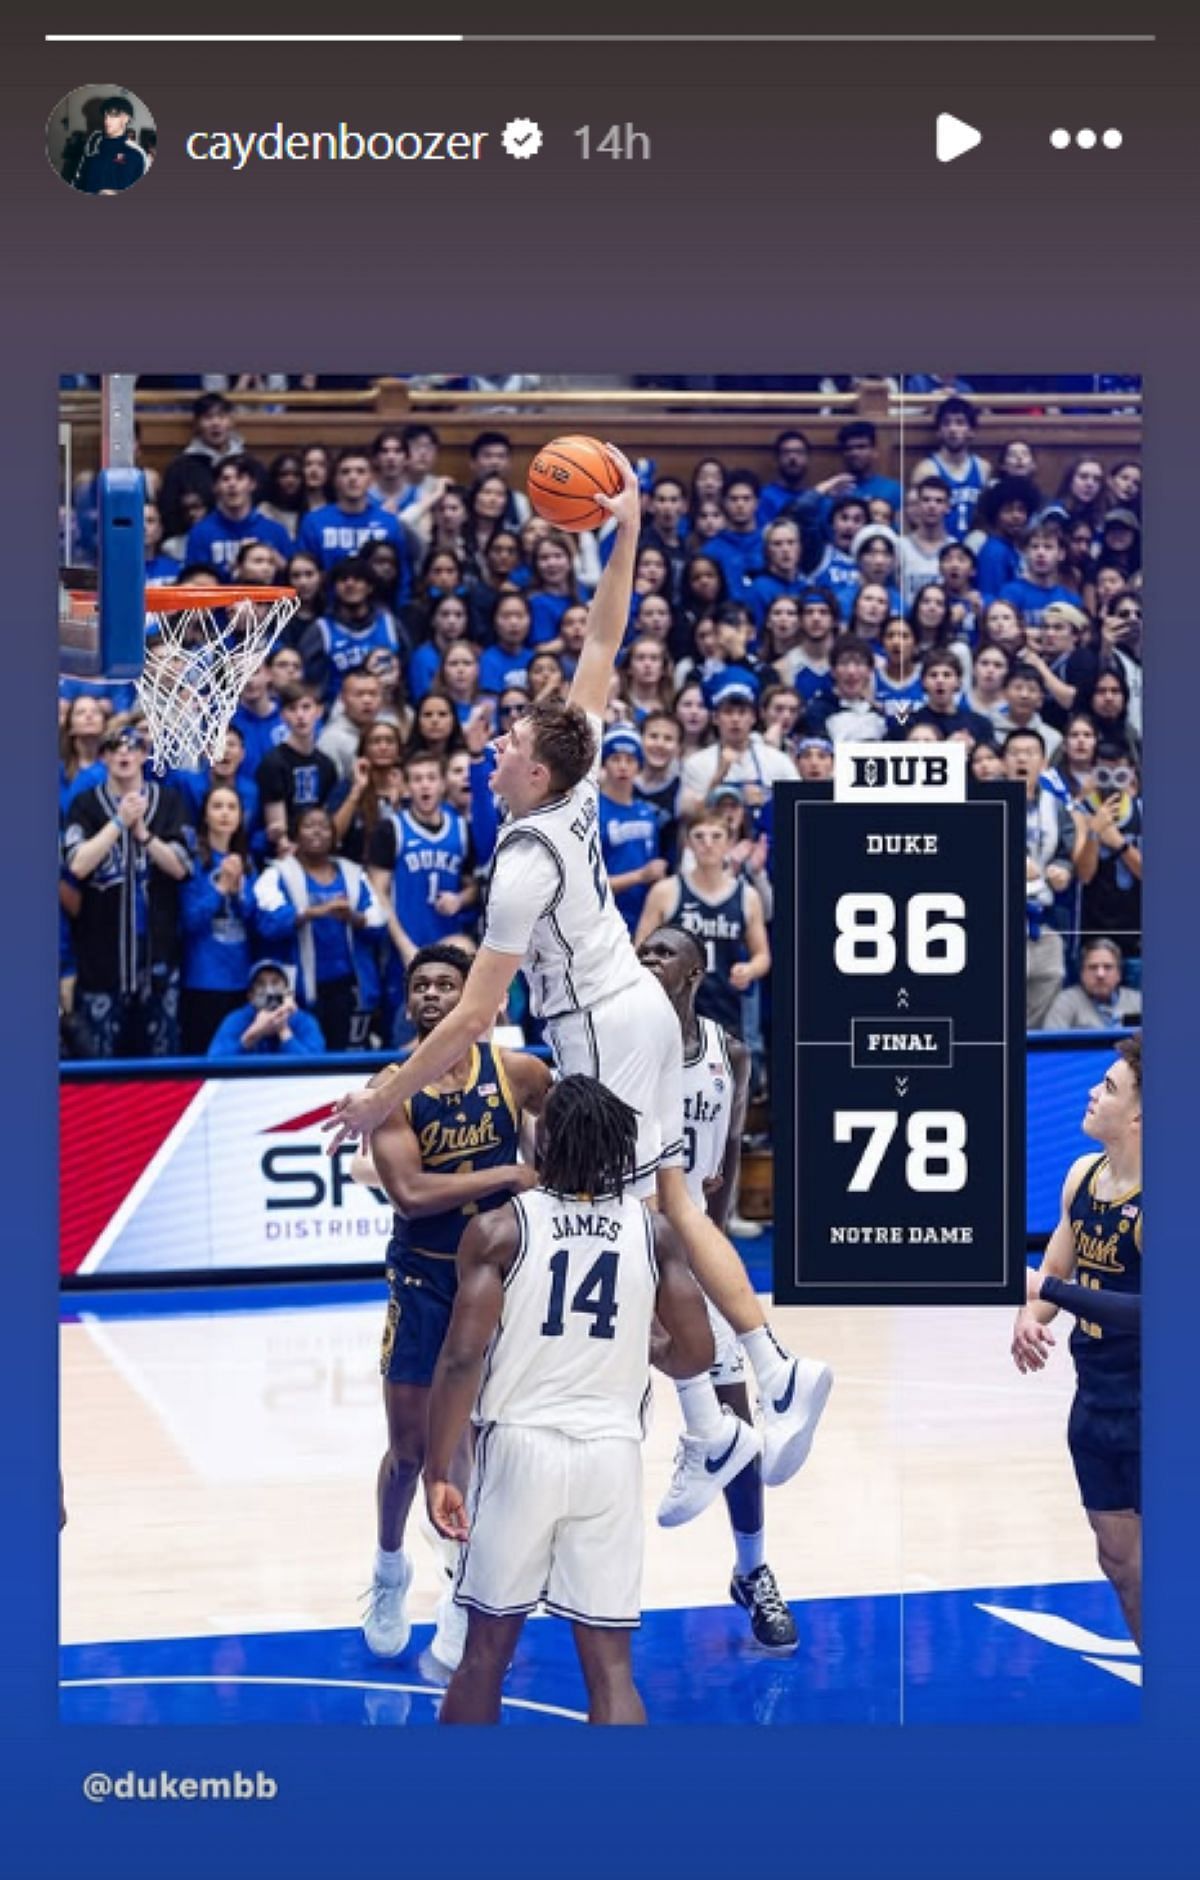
[47,85,156,195]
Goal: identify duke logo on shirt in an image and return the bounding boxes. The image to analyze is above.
[292,765,322,806]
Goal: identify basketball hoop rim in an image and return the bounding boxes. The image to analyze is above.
[68,585,298,612]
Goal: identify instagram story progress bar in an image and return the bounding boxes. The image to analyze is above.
[45,30,1157,40]
[49,31,1166,39]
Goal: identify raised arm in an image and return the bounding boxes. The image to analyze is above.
[1021,647,1077,713]
[567,445,643,721]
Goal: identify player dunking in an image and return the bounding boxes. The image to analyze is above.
[423,1075,716,1725]
[638,924,797,1649]
[326,445,832,1523]
[1011,1033,1142,1644]
[352,944,551,1669]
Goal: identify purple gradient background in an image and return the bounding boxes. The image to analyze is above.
[2,7,1196,1878]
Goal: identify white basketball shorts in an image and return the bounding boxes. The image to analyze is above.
[544,968,684,1198]
[455,1423,644,1629]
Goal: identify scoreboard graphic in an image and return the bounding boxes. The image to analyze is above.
[772,745,1027,1306]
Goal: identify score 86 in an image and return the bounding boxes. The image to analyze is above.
[834,892,967,975]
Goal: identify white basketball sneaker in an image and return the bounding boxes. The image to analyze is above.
[430,1587,470,1672]
[657,1408,762,1528]
[760,1358,833,1487]
[417,1506,468,1669]
[362,1552,413,1659]
[727,1211,764,1240]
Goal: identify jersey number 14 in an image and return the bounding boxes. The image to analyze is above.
[541,1248,619,1340]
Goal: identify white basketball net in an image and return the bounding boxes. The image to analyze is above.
[137,592,298,773]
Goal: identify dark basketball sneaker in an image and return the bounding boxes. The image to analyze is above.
[730,1564,799,1654]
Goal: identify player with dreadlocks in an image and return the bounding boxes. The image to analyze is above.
[423,1075,716,1725]
[533,1075,630,1197]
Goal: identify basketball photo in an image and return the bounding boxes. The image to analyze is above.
[57,373,1143,1726]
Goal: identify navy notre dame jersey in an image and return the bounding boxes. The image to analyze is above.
[1067,1153,1142,1410]
[387,1042,520,1283]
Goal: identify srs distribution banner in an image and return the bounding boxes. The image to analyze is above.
[60,1074,393,1277]
[59,1047,1112,1280]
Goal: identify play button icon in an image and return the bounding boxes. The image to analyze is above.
[937,113,982,163]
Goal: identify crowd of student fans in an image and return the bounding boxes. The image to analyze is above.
[58,386,1143,1068]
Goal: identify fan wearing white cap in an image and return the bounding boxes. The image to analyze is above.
[678,675,798,818]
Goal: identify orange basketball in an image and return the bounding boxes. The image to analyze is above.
[527,435,623,532]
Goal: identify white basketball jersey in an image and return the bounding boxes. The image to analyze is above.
[681,1018,735,1209]
[475,1188,659,1441]
[486,718,644,1020]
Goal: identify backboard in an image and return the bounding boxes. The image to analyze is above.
[58,373,146,681]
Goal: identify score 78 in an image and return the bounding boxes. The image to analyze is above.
[834,1111,968,1192]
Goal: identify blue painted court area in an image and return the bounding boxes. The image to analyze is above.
[61,1580,1138,1726]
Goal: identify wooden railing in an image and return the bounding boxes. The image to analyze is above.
[59,376,1142,490]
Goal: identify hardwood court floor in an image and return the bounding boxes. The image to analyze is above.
[61,1282,1101,1650]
